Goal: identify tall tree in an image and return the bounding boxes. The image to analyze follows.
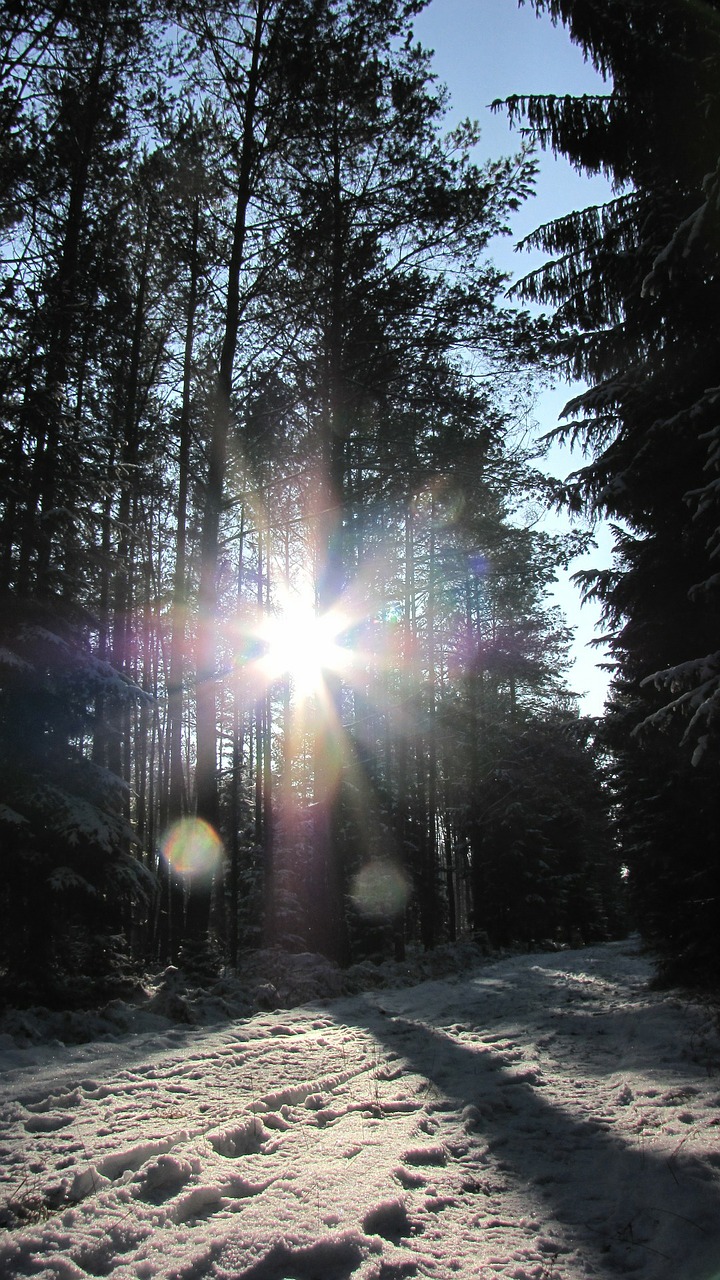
[258,0,537,958]
[499,0,720,981]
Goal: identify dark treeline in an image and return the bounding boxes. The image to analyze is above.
[3,0,713,1007]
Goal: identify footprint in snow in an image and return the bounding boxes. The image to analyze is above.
[417,1116,437,1135]
[133,1153,195,1199]
[222,1232,368,1280]
[402,1143,446,1167]
[169,1184,225,1224]
[363,1197,412,1242]
[25,1088,83,1113]
[394,1165,427,1189]
[24,1113,75,1133]
[208,1117,272,1158]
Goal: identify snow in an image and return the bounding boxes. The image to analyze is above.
[2,939,720,1279]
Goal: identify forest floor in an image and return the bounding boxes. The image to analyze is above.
[1,939,720,1279]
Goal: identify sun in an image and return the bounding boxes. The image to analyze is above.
[257,592,351,698]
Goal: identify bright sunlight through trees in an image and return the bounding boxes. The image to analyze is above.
[255,591,353,700]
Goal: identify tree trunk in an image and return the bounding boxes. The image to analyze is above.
[167,194,200,826]
[189,2,267,952]
[107,209,153,784]
[28,21,109,593]
[228,512,246,967]
[189,3,266,945]
[421,490,437,949]
[309,98,350,965]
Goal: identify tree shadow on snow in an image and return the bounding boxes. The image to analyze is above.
[342,995,720,1279]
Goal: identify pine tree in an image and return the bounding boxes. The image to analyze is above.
[252,0,538,959]
[0,594,153,1004]
[0,0,171,996]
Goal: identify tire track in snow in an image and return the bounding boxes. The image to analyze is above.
[2,1019,386,1214]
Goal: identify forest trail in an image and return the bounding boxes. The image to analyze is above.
[1,940,720,1279]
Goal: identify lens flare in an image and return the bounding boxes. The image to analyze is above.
[257,592,351,698]
[161,818,223,880]
[350,860,410,919]
[469,552,490,578]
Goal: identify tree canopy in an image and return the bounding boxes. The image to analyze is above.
[0,0,623,1004]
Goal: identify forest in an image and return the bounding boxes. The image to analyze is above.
[0,0,718,1009]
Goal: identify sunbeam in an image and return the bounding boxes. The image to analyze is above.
[256,589,353,700]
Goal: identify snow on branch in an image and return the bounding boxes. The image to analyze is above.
[0,803,29,828]
[0,645,33,672]
[641,160,720,298]
[637,651,720,764]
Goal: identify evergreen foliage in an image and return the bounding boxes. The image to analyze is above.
[500,0,720,983]
[0,594,151,1003]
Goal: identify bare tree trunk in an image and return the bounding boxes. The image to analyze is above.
[160,204,200,960]
[27,21,109,593]
[310,101,350,965]
[108,208,154,786]
[92,444,116,766]
[465,569,485,937]
[228,512,246,967]
[254,528,265,852]
[420,490,437,949]
[392,496,417,962]
[167,194,200,826]
[189,3,267,945]
[443,813,456,943]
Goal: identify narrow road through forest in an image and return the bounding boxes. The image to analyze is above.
[1,940,719,1279]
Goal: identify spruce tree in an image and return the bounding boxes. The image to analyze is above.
[499,0,720,981]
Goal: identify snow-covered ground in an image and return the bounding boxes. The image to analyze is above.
[1,939,720,1279]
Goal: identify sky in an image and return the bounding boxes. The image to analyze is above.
[3,939,720,1278]
[413,0,616,715]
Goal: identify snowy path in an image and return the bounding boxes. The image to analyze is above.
[1,940,720,1279]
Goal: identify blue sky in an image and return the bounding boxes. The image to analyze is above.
[414,0,615,714]
[413,0,612,246]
